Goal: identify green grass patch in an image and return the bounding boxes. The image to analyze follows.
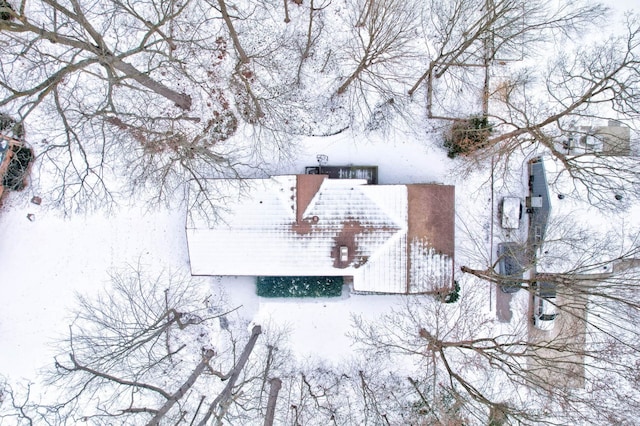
[257,276,344,298]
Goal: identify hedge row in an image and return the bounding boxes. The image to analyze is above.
[256,276,343,298]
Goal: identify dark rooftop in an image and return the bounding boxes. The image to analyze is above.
[527,158,551,250]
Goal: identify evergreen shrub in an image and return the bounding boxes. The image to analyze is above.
[257,276,343,298]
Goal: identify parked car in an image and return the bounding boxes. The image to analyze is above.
[500,196,522,229]
[532,281,558,331]
[497,242,527,293]
[533,295,558,331]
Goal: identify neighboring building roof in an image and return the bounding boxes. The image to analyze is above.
[574,121,631,156]
[532,156,640,274]
[0,134,23,199]
[186,175,455,294]
[527,158,551,249]
[0,134,14,167]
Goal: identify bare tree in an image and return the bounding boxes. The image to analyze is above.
[295,0,330,85]
[0,379,40,425]
[0,265,281,425]
[486,18,640,206]
[263,360,433,425]
[204,0,275,126]
[336,0,418,96]
[409,0,606,120]
[213,0,250,64]
[352,269,640,425]
[0,0,192,111]
[437,13,640,209]
[0,0,246,210]
[0,0,304,213]
[449,201,640,423]
[198,0,344,143]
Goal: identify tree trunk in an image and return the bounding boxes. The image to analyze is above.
[108,58,192,110]
[196,325,262,426]
[408,66,430,97]
[337,56,368,94]
[263,378,282,426]
[460,265,496,282]
[283,0,290,23]
[146,349,216,426]
[217,0,250,63]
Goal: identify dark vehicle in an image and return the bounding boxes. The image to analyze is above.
[497,242,527,293]
[532,281,558,331]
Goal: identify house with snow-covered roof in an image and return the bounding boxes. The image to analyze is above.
[185,174,455,294]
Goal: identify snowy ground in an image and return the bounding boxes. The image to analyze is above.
[3,0,635,386]
[3,0,634,380]
[1,129,495,382]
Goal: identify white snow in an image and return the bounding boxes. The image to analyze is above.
[0,3,637,421]
[0,131,468,382]
[0,204,189,379]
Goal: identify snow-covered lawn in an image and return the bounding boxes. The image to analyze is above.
[1,130,492,382]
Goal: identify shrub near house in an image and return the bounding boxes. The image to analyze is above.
[257,276,344,298]
[444,116,493,158]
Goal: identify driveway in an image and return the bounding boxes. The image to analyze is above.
[526,288,587,389]
[496,287,513,322]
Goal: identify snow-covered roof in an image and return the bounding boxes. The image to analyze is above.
[186,175,455,294]
[535,156,640,274]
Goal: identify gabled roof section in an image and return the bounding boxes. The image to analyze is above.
[186,176,297,229]
[406,184,455,293]
[296,174,326,223]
